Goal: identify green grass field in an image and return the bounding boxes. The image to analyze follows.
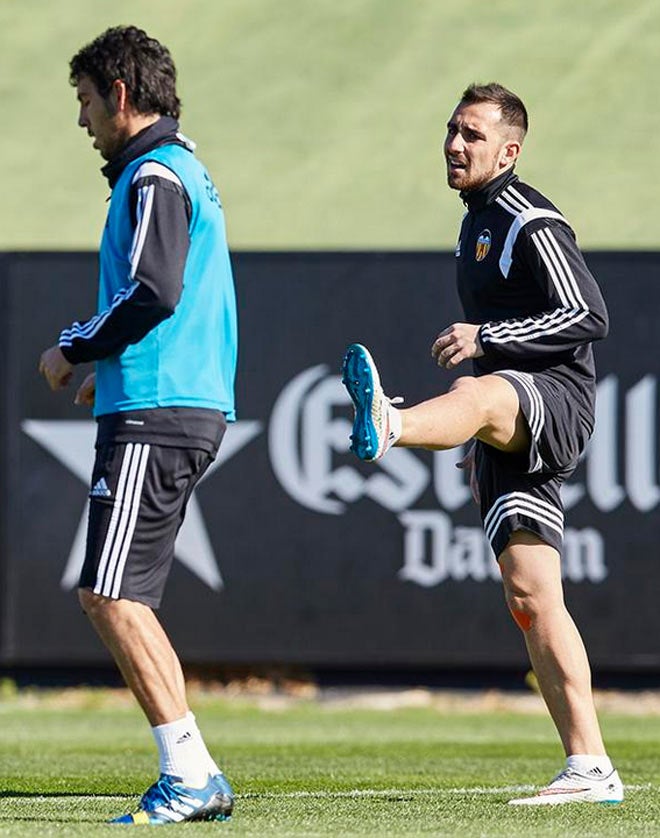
[1,0,659,250]
[1,688,659,836]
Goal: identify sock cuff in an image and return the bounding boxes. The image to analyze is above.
[567,754,614,774]
[389,405,402,443]
[152,714,190,735]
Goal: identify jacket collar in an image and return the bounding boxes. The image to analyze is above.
[461,167,518,212]
[101,116,191,188]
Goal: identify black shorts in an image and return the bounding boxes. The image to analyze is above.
[79,442,216,608]
[475,369,591,558]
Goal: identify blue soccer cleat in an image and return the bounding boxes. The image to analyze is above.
[341,343,402,461]
[111,772,234,825]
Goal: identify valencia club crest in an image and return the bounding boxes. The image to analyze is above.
[475,229,491,262]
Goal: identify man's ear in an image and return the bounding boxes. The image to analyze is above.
[108,79,129,114]
[501,139,522,169]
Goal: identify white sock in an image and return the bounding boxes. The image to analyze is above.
[567,754,614,776]
[388,404,402,444]
[186,711,221,778]
[152,711,220,787]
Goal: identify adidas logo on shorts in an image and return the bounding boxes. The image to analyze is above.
[90,477,112,498]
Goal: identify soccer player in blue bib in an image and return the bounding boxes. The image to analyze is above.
[342,83,623,806]
[39,26,236,824]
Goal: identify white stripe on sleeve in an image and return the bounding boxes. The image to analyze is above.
[59,283,140,346]
[129,183,155,279]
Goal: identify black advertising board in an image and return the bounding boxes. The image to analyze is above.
[0,251,658,670]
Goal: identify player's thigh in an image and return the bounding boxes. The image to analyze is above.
[462,374,529,453]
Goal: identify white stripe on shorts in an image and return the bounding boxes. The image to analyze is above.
[495,370,545,442]
[93,442,151,599]
[495,370,545,473]
[484,491,564,546]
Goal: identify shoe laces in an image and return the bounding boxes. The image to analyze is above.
[140,775,181,810]
[547,767,583,788]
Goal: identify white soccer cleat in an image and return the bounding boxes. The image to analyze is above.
[341,343,402,462]
[508,766,624,806]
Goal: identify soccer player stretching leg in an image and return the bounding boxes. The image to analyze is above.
[342,83,623,806]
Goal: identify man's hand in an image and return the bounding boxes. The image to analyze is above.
[75,372,96,407]
[431,323,484,369]
[39,345,73,391]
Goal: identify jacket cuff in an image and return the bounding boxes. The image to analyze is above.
[477,324,489,355]
[59,342,79,365]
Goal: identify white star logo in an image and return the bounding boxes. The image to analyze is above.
[22,419,262,592]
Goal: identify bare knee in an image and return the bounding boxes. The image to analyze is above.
[449,376,513,437]
[500,556,548,633]
[449,376,483,406]
[503,586,535,632]
[500,568,564,632]
[498,532,565,632]
[447,376,488,427]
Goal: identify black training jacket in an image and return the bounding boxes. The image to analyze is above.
[455,167,609,434]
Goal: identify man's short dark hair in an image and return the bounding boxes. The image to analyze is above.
[70,26,181,119]
[461,82,528,139]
